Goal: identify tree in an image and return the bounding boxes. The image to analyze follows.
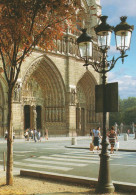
[109,97,136,127]
[109,97,123,127]
[123,106,136,124]
[0,0,81,185]
[122,97,136,111]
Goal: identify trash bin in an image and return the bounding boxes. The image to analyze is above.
[71,137,77,145]
[124,133,128,141]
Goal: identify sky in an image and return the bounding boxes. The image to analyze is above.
[100,0,136,99]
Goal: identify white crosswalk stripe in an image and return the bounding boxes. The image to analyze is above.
[110,163,136,167]
[63,150,90,155]
[14,151,33,153]
[24,158,87,167]
[14,154,25,157]
[14,161,72,171]
[51,154,100,160]
[39,155,98,163]
[41,147,64,150]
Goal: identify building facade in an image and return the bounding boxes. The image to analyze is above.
[0,0,103,138]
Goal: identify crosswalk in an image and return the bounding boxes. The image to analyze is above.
[13,149,128,175]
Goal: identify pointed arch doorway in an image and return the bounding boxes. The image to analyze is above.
[24,105,30,129]
[76,71,102,135]
[24,105,42,130]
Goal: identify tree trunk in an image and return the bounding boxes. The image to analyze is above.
[6,86,14,185]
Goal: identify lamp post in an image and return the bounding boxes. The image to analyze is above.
[77,16,133,193]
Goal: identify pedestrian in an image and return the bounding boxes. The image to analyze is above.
[45,129,48,140]
[108,126,118,154]
[30,129,34,139]
[92,128,95,140]
[127,129,130,136]
[24,128,29,141]
[5,130,8,140]
[37,130,41,142]
[13,131,15,140]
[117,128,120,136]
[93,127,102,153]
[33,129,37,142]
[89,129,92,137]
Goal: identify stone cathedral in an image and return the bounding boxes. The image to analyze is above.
[0,0,103,138]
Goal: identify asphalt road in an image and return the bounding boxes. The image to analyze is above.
[0,139,136,184]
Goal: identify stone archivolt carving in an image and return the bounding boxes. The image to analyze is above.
[22,78,44,106]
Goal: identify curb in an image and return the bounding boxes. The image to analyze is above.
[65,146,136,152]
[20,170,136,193]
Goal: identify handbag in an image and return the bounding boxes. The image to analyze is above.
[115,141,119,151]
[90,143,94,151]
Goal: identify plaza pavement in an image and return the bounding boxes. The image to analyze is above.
[0,133,136,151]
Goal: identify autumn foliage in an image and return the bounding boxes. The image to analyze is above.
[0,0,81,82]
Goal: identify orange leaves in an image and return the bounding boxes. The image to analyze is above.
[0,0,81,62]
[0,67,4,73]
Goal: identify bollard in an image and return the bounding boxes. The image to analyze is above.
[71,137,77,145]
[124,133,128,141]
[3,152,6,171]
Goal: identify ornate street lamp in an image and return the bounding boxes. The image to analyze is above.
[114,16,133,63]
[77,16,133,193]
[77,28,93,66]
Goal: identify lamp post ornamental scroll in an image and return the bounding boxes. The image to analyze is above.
[77,16,134,193]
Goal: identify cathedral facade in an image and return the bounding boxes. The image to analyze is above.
[0,0,103,138]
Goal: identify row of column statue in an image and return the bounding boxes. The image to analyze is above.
[45,108,65,122]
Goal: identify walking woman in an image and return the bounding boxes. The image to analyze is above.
[93,127,102,152]
[108,126,118,154]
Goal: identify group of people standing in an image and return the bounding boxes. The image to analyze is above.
[90,126,118,154]
[24,128,49,142]
[24,128,41,142]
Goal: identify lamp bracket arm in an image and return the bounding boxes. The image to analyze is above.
[92,63,104,74]
[110,53,128,66]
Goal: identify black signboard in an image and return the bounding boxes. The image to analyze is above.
[95,82,118,113]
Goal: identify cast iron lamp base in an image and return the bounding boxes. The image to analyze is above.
[96,141,115,193]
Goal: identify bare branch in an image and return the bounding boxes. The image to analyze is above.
[0,48,9,83]
[0,37,12,64]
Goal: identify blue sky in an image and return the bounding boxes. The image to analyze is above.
[101,0,136,99]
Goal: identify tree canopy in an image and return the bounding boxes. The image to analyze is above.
[109,97,136,126]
